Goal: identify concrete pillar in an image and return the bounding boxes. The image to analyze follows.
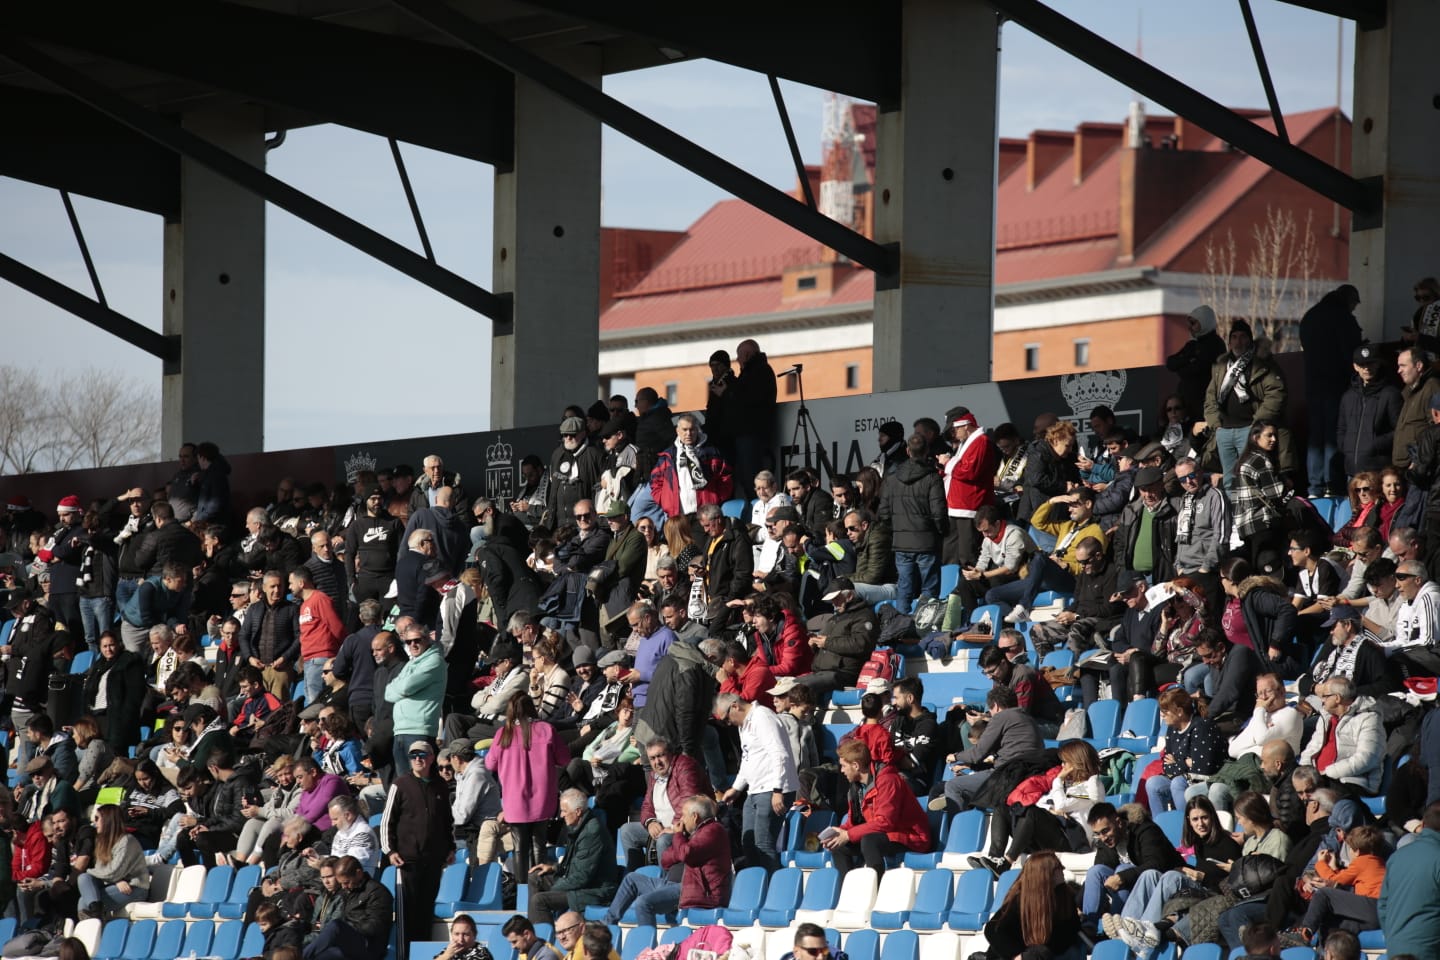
[161,105,266,454]
[491,50,602,429]
[871,0,1000,392]
[1349,0,1440,342]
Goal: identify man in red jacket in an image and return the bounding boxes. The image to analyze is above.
[822,739,932,876]
[603,795,731,925]
[940,406,998,567]
[619,739,714,869]
[291,567,346,706]
[718,641,776,709]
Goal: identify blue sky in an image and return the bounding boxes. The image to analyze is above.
[0,0,1352,452]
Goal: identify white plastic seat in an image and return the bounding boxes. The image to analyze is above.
[821,867,879,929]
[864,867,918,928]
[766,926,802,960]
[919,931,961,960]
[124,861,183,919]
[71,918,102,956]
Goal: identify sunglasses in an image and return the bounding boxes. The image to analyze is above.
[408,752,432,761]
[574,512,594,521]
[1396,572,1417,581]
[405,638,425,647]
[1177,473,1199,485]
[843,525,862,533]
[1354,487,1372,493]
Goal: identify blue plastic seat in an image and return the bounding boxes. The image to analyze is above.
[843,929,879,960]
[788,809,839,867]
[439,861,504,914]
[946,869,994,930]
[217,864,262,919]
[1331,498,1353,529]
[1091,941,1133,960]
[709,865,767,925]
[119,919,157,960]
[622,926,656,960]
[1154,809,1184,847]
[1085,699,1121,747]
[411,943,450,959]
[1357,930,1385,949]
[432,860,469,917]
[172,863,234,919]
[659,927,692,945]
[209,920,244,960]
[585,865,661,922]
[721,499,746,519]
[70,650,95,674]
[939,564,961,598]
[1115,698,1161,753]
[793,867,840,916]
[486,925,517,960]
[94,919,130,960]
[907,868,956,930]
[1041,649,1074,670]
[754,866,804,926]
[1278,948,1317,960]
[239,922,264,958]
[993,867,1019,906]
[911,808,984,868]
[149,919,185,960]
[878,929,918,960]
[178,920,214,958]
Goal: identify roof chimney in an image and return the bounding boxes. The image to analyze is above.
[998,138,1027,182]
[1073,122,1123,184]
[1127,101,1147,148]
[1026,130,1070,191]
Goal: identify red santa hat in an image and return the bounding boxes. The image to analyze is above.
[56,495,82,513]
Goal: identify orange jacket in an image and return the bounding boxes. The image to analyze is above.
[1317,852,1386,898]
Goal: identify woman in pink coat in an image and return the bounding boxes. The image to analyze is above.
[484,693,570,878]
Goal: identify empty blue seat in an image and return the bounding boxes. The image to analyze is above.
[993,868,1019,906]
[179,920,214,958]
[907,868,956,930]
[171,863,234,919]
[622,926,656,960]
[1331,499,1353,529]
[432,860,469,917]
[94,919,130,960]
[210,921,244,960]
[1116,699,1161,753]
[946,869,994,930]
[1090,941,1133,960]
[71,650,95,674]
[878,930,918,960]
[1278,949,1317,960]
[1085,699,1121,747]
[411,944,450,960]
[1154,810,1184,847]
[217,864,262,919]
[708,865,767,926]
[1357,930,1385,949]
[149,920,185,960]
[659,927,692,945]
[0,920,15,946]
[1041,649,1074,670]
[721,499,746,519]
[939,565,961,597]
[239,922,264,958]
[844,929,879,960]
[794,867,840,916]
[755,867,804,926]
[119,919,157,960]
[439,861,504,914]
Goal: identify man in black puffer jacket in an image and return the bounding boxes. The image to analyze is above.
[795,578,878,707]
[1338,345,1402,477]
[878,435,947,610]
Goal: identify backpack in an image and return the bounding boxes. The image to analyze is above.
[676,925,733,960]
[1098,749,1135,797]
[913,596,946,632]
[856,648,899,690]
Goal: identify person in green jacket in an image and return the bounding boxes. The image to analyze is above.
[383,625,447,769]
[593,503,646,624]
[1380,801,1440,958]
[526,790,619,924]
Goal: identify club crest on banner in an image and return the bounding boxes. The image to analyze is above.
[486,436,515,502]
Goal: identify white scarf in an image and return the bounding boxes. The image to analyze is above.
[675,435,708,514]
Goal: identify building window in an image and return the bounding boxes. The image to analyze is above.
[1024,344,1040,372]
[845,364,860,390]
[1074,339,1090,367]
[664,382,678,406]
[796,275,818,290]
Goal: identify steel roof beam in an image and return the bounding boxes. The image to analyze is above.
[1274,0,1386,29]
[989,0,1382,223]
[391,0,899,280]
[0,39,512,324]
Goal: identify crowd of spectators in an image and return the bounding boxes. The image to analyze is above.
[6,303,1440,960]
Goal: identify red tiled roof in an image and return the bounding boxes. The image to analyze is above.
[599,107,1346,334]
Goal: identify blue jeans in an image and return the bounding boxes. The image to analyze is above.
[985,556,1076,612]
[1082,863,1129,922]
[114,579,139,619]
[1217,899,1268,951]
[895,551,939,611]
[303,658,327,705]
[603,872,681,926]
[941,769,993,813]
[78,596,114,653]
[852,582,899,605]
[1145,774,1190,813]
[1307,394,1342,495]
[741,791,789,872]
[1181,662,1214,696]
[1121,869,1206,922]
[617,821,674,868]
[1216,426,1249,489]
[76,873,147,915]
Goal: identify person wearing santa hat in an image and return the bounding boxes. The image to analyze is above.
[46,494,88,640]
[939,406,998,570]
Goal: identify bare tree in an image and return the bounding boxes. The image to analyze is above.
[0,366,159,474]
[1201,205,1325,351]
[1201,230,1241,331]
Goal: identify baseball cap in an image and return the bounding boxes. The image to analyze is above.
[864,677,892,695]
[1353,344,1381,366]
[768,676,799,697]
[822,577,856,602]
[1320,605,1361,628]
[571,646,596,667]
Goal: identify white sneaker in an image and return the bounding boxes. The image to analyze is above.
[1003,606,1030,624]
[1119,917,1161,949]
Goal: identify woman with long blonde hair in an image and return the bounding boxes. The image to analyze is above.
[972,740,1104,876]
[982,850,1082,960]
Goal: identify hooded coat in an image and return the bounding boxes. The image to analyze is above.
[878,457,948,554]
[1166,305,1227,416]
[1338,374,1402,477]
